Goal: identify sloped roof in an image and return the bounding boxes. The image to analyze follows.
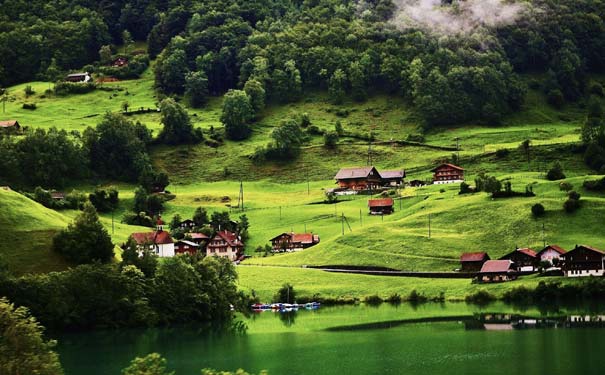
[563,245,605,257]
[215,230,243,247]
[292,233,317,244]
[189,232,209,240]
[175,240,199,247]
[0,120,18,127]
[537,245,566,257]
[368,198,394,208]
[381,170,405,179]
[131,231,173,245]
[431,163,464,172]
[480,260,515,273]
[460,252,489,262]
[500,248,537,260]
[335,166,381,180]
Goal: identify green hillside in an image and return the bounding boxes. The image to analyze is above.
[0,188,71,274]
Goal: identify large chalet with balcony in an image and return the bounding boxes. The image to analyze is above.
[206,230,244,261]
[499,248,538,271]
[432,163,464,184]
[561,245,605,277]
[270,232,320,252]
[334,166,382,190]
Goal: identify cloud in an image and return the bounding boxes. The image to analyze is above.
[389,0,530,35]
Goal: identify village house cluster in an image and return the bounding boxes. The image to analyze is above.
[460,244,605,283]
[127,218,245,262]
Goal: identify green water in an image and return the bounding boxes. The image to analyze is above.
[56,303,605,375]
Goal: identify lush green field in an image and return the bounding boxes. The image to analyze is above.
[236,265,579,302]
[2,70,604,297]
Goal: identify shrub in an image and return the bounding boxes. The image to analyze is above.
[546,89,565,108]
[459,181,473,195]
[495,148,510,158]
[568,190,581,200]
[559,181,574,192]
[583,177,605,192]
[324,131,339,148]
[22,102,36,110]
[385,293,402,304]
[54,81,96,95]
[564,198,580,213]
[546,161,565,180]
[24,85,35,96]
[464,290,495,305]
[299,112,311,127]
[589,82,604,97]
[531,203,545,217]
[364,294,383,305]
[273,283,296,304]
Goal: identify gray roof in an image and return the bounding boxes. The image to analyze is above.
[175,240,199,247]
[334,167,380,180]
[381,170,405,179]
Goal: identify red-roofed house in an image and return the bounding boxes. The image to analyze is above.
[460,252,490,272]
[206,230,244,261]
[0,120,21,133]
[270,232,320,252]
[334,166,382,190]
[561,245,605,277]
[130,230,174,257]
[499,248,538,271]
[536,245,566,265]
[368,198,394,215]
[174,240,200,255]
[477,260,517,283]
[432,163,464,184]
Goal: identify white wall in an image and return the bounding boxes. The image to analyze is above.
[565,269,605,277]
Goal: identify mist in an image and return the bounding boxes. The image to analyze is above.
[389,0,530,35]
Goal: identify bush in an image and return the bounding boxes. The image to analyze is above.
[406,133,425,143]
[568,190,581,200]
[324,131,339,148]
[22,103,36,110]
[24,85,35,96]
[464,290,495,305]
[273,283,296,304]
[531,203,545,217]
[459,182,474,195]
[495,148,510,158]
[564,198,580,213]
[54,81,96,95]
[559,181,574,192]
[546,89,565,108]
[364,294,383,305]
[589,82,604,97]
[583,177,605,192]
[546,162,565,180]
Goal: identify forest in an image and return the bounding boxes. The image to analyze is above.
[1,0,604,128]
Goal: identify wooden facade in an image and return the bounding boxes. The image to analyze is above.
[380,170,405,187]
[499,248,538,271]
[477,260,517,283]
[561,245,605,277]
[460,252,490,272]
[432,163,464,184]
[174,240,200,255]
[334,167,382,190]
[270,232,320,252]
[206,230,244,261]
[368,198,394,215]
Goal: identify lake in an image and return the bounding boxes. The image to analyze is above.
[56,302,605,375]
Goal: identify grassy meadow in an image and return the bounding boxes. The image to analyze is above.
[2,68,605,297]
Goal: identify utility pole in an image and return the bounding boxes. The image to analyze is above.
[279,206,282,221]
[341,213,345,235]
[239,181,244,212]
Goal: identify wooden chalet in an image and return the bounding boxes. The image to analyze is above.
[179,219,196,230]
[130,230,174,257]
[50,192,66,200]
[381,170,405,187]
[499,248,538,271]
[206,230,244,261]
[65,72,91,83]
[0,120,21,133]
[460,252,490,272]
[432,163,464,184]
[188,232,209,245]
[270,232,320,252]
[334,166,382,190]
[477,260,517,283]
[561,245,605,277]
[112,57,128,67]
[536,245,566,265]
[174,240,200,255]
[368,198,394,215]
